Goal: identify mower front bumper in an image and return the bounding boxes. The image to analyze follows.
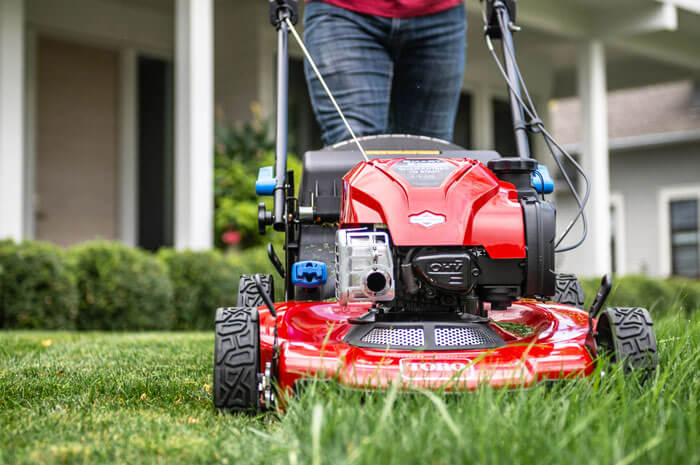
[258,301,596,392]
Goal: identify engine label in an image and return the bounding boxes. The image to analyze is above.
[391,159,456,187]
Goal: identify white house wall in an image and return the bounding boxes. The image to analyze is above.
[556,141,700,277]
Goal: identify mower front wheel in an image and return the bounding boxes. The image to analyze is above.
[213,307,263,412]
[595,307,658,373]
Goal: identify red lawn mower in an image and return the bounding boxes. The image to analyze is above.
[213,0,658,412]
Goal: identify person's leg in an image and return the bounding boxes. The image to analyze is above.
[303,2,393,146]
[389,4,466,142]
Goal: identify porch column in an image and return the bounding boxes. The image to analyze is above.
[578,40,611,276]
[0,0,25,241]
[174,0,214,250]
[472,85,494,150]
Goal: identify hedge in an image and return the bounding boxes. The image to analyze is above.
[158,249,239,330]
[581,274,700,314]
[0,239,698,330]
[69,242,174,330]
[0,240,78,329]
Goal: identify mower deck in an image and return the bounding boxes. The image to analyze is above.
[258,301,595,392]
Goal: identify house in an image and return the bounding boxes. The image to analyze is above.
[0,0,699,278]
[552,80,700,278]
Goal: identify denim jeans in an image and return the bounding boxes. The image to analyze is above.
[303,1,466,146]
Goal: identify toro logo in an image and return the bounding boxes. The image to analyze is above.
[399,359,475,381]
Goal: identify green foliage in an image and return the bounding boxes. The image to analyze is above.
[214,107,301,249]
[0,238,288,331]
[68,242,174,330]
[581,274,700,315]
[0,240,78,329]
[227,244,285,299]
[158,249,239,330]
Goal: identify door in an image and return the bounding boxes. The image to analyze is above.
[35,37,119,246]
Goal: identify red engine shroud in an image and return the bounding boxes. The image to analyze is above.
[339,158,526,259]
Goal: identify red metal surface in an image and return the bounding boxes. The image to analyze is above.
[258,301,596,394]
[339,158,526,259]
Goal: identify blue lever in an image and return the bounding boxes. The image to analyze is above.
[291,261,327,288]
[255,166,276,196]
[532,164,554,194]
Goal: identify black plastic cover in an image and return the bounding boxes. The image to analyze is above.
[300,134,501,215]
[344,321,505,351]
[521,197,556,297]
[413,251,473,292]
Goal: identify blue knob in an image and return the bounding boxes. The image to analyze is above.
[291,261,328,288]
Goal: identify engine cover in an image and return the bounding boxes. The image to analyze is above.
[339,158,526,259]
[412,250,473,292]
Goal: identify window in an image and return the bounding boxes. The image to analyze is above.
[492,98,534,157]
[670,199,699,278]
[610,193,626,275]
[452,92,472,149]
[289,58,322,155]
[138,56,174,251]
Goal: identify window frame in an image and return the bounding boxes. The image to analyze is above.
[610,192,626,276]
[658,185,700,277]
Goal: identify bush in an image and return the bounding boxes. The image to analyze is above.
[214,105,302,249]
[69,242,173,330]
[581,274,700,315]
[158,249,239,330]
[0,240,78,329]
[228,245,285,300]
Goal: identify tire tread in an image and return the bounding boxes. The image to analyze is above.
[552,273,585,309]
[213,306,260,411]
[599,306,658,372]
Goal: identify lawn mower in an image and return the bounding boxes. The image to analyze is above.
[213,0,659,412]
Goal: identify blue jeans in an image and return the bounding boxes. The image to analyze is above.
[303,2,467,146]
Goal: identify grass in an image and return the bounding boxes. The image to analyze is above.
[0,313,698,465]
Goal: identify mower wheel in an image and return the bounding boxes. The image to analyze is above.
[213,307,262,412]
[551,273,585,309]
[595,307,658,373]
[237,274,274,308]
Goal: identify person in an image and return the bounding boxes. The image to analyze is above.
[303,0,467,146]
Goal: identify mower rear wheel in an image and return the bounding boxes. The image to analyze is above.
[551,273,585,309]
[595,307,658,373]
[237,274,274,308]
[213,307,262,412]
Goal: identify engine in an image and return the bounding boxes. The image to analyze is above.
[335,157,556,313]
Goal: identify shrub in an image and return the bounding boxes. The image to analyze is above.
[581,274,700,315]
[665,277,700,313]
[0,240,78,329]
[158,249,239,330]
[227,245,285,300]
[69,242,173,330]
[214,105,302,250]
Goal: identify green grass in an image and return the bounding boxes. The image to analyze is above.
[1,314,698,465]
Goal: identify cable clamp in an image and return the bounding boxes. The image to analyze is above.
[527,118,543,133]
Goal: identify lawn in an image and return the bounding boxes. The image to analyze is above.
[1,313,698,465]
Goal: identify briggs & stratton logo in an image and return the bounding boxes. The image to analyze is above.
[409,211,446,228]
